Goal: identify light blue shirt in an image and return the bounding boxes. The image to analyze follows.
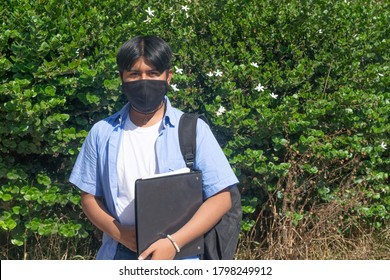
[69,97,239,259]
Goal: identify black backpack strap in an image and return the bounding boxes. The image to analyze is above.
[178,113,199,170]
[179,112,242,260]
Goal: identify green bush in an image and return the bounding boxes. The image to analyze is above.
[1,0,388,259]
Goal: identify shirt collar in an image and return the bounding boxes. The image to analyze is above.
[115,102,131,126]
[163,97,175,128]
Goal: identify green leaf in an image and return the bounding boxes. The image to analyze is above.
[12,206,20,214]
[11,239,24,246]
[37,174,52,186]
[44,85,56,96]
[1,193,13,201]
[6,171,20,180]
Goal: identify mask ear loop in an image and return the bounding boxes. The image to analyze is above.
[162,75,168,117]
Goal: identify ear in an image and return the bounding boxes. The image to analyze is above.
[166,69,173,85]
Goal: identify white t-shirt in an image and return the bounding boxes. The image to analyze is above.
[116,115,162,225]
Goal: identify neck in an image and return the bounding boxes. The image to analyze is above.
[129,102,165,127]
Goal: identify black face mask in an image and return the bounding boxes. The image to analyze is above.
[122,80,169,114]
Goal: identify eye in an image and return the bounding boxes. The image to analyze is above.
[123,72,140,81]
[128,72,139,77]
[149,71,161,77]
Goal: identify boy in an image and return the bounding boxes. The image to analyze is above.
[69,35,239,260]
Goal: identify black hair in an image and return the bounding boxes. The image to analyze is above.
[116,35,172,75]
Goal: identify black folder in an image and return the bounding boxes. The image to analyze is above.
[135,170,204,259]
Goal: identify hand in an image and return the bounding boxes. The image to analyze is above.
[117,224,137,252]
[81,193,138,252]
[138,238,177,260]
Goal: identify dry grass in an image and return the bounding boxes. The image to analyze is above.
[2,220,388,260]
[236,226,390,260]
[0,232,98,260]
[235,200,390,260]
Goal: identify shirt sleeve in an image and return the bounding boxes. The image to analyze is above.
[195,119,239,199]
[69,125,103,196]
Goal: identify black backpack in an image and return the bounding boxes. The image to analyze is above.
[178,113,242,260]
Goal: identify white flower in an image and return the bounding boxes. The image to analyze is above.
[250,62,259,68]
[255,83,265,92]
[270,92,278,99]
[206,71,214,77]
[174,66,183,74]
[146,7,155,17]
[144,17,152,23]
[345,108,353,114]
[378,73,384,77]
[181,5,190,12]
[216,105,226,116]
[171,84,179,92]
[319,29,323,34]
[214,69,223,77]
[381,142,387,150]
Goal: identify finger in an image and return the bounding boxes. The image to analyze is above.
[138,247,154,260]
